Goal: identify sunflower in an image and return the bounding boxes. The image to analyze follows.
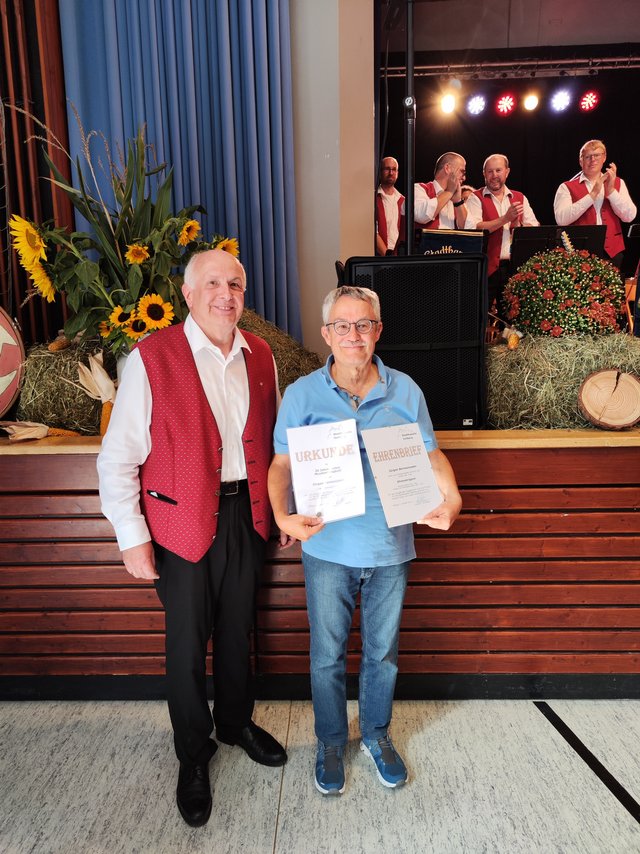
[125,243,150,265]
[9,214,46,269]
[214,237,240,257]
[136,293,175,330]
[178,219,201,247]
[29,263,56,303]
[98,321,112,338]
[124,317,151,340]
[109,305,133,327]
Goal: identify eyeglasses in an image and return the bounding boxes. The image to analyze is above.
[582,152,605,160]
[325,319,379,335]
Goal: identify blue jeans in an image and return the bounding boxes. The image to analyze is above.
[303,553,410,746]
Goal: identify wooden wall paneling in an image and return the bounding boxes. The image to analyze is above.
[446,447,640,486]
[2,442,640,686]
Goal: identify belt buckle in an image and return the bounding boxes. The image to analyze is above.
[225,480,239,496]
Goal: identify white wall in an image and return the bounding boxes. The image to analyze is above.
[290,0,374,355]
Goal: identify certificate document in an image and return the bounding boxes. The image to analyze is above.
[286,419,365,523]
[362,423,442,528]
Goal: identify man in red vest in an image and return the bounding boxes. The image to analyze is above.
[412,151,468,234]
[465,153,539,307]
[554,139,637,269]
[98,248,288,827]
[376,156,405,255]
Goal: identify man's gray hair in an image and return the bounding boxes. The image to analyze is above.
[183,249,247,289]
[322,286,381,324]
[483,153,509,171]
[434,151,464,177]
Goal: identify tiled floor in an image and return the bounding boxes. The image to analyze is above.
[1,699,639,854]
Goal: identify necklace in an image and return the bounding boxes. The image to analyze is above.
[334,364,379,409]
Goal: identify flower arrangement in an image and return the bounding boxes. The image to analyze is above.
[10,120,239,357]
[502,247,624,337]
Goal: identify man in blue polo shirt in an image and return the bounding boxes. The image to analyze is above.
[268,286,462,795]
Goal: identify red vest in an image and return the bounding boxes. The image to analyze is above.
[564,177,624,258]
[475,188,524,276]
[137,323,276,563]
[417,181,440,230]
[376,192,405,254]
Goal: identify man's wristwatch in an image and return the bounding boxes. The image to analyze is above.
[453,199,465,207]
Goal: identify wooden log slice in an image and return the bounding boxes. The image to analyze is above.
[578,369,640,429]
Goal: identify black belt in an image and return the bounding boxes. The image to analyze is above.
[218,479,248,497]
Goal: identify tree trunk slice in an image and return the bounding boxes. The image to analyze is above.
[578,369,640,429]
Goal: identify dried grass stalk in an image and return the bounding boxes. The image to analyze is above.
[487,335,640,429]
[17,340,116,435]
[238,309,323,392]
[16,315,320,434]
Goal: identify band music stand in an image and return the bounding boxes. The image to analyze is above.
[418,228,486,256]
[561,225,606,256]
[510,225,606,272]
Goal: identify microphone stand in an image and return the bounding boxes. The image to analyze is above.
[404,0,416,254]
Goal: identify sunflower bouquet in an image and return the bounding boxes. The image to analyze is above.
[10,122,238,357]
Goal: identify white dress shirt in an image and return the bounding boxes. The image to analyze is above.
[97,313,279,551]
[377,185,403,250]
[465,186,539,260]
[553,173,637,226]
[412,180,459,229]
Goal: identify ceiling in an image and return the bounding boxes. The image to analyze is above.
[381,0,640,52]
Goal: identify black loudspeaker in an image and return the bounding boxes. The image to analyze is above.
[343,254,487,429]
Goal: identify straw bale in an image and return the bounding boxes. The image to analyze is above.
[487,334,640,429]
[238,309,323,392]
[17,340,115,435]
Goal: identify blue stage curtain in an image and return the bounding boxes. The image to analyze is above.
[57,0,301,338]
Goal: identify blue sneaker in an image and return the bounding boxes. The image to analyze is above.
[360,735,408,788]
[314,743,345,795]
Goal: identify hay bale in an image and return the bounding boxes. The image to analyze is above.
[238,309,323,392]
[17,340,115,435]
[16,314,321,434]
[487,334,640,429]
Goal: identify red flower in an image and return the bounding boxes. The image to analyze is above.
[540,319,552,331]
[542,289,554,300]
[551,326,563,337]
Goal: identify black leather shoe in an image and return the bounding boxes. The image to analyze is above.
[176,763,212,827]
[217,721,287,766]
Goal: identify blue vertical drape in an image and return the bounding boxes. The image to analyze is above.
[57,0,301,339]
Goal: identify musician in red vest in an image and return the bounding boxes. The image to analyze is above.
[554,139,637,269]
[465,153,539,306]
[376,156,405,255]
[98,247,289,827]
[412,151,468,233]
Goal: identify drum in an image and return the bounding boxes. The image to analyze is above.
[0,307,25,418]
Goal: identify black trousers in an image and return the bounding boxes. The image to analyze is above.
[153,485,265,767]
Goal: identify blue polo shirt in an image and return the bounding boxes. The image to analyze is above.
[273,355,437,568]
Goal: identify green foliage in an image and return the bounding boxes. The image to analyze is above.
[24,125,205,356]
[503,248,624,337]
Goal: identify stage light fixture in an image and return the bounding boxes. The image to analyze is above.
[496,93,516,115]
[551,89,571,112]
[523,94,539,111]
[441,93,456,114]
[467,95,486,115]
[580,90,600,111]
